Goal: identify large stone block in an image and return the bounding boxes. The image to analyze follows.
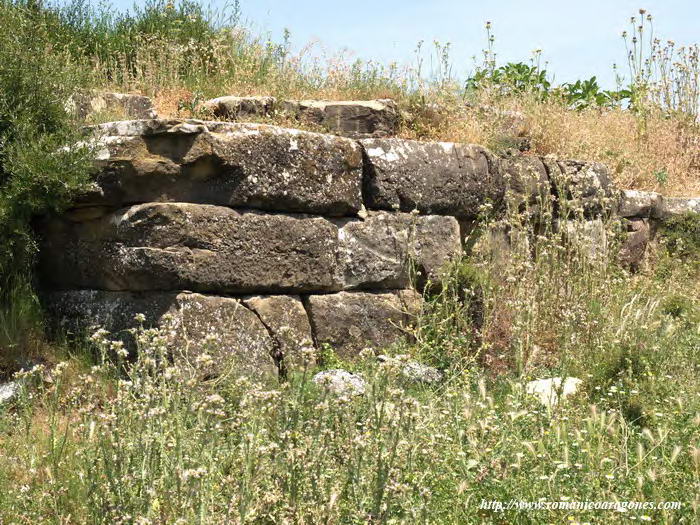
[282,99,398,138]
[44,290,277,378]
[242,295,315,372]
[306,290,421,358]
[618,190,661,218]
[548,159,616,216]
[203,96,276,119]
[564,218,608,260]
[68,92,158,121]
[79,120,363,216]
[40,203,340,294]
[360,138,504,218]
[41,204,461,294]
[499,155,550,206]
[618,218,652,271]
[336,212,461,289]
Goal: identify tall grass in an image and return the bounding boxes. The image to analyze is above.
[0,194,697,523]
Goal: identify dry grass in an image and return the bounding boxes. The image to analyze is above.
[525,103,700,196]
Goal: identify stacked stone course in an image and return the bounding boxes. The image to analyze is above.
[39,116,698,378]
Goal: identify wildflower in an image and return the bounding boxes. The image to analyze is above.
[195,353,214,368]
[205,394,225,405]
[180,467,207,482]
[90,328,109,343]
[52,361,69,378]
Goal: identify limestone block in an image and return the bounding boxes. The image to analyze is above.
[548,159,616,216]
[41,205,461,294]
[68,92,157,121]
[653,196,700,219]
[202,95,276,119]
[306,290,421,358]
[44,290,276,378]
[242,295,315,371]
[336,212,461,289]
[80,120,363,216]
[499,155,550,205]
[360,138,504,218]
[40,203,341,294]
[618,189,661,218]
[618,218,651,271]
[282,99,398,138]
[564,218,608,259]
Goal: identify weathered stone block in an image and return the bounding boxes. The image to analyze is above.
[500,155,550,205]
[548,159,616,216]
[242,295,314,372]
[40,203,341,294]
[41,204,461,294]
[282,99,398,138]
[653,196,700,219]
[564,218,608,259]
[80,120,363,216]
[336,212,461,289]
[361,138,503,218]
[44,290,277,378]
[68,92,157,121]
[306,290,420,358]
[618,189,661,218]
[203,96,276,119]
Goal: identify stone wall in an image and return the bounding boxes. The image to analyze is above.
[617,190,699,271]
[38,118,698,378]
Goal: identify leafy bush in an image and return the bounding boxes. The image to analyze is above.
[467,62,551,99]
[660,212,700,258]
[559,77,631,110]
[0,1,93,283]
[0,1,96,367]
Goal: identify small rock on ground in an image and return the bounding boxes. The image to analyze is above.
[401,361,443,384]
[312,369,367,397]
[0,381,19,404]
[525,377,582,408]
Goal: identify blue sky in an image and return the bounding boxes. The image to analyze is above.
[105,0,699,88]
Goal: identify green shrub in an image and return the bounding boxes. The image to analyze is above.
[0,1,94,280]
[0,1,95,366]
[660,212,700,258]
